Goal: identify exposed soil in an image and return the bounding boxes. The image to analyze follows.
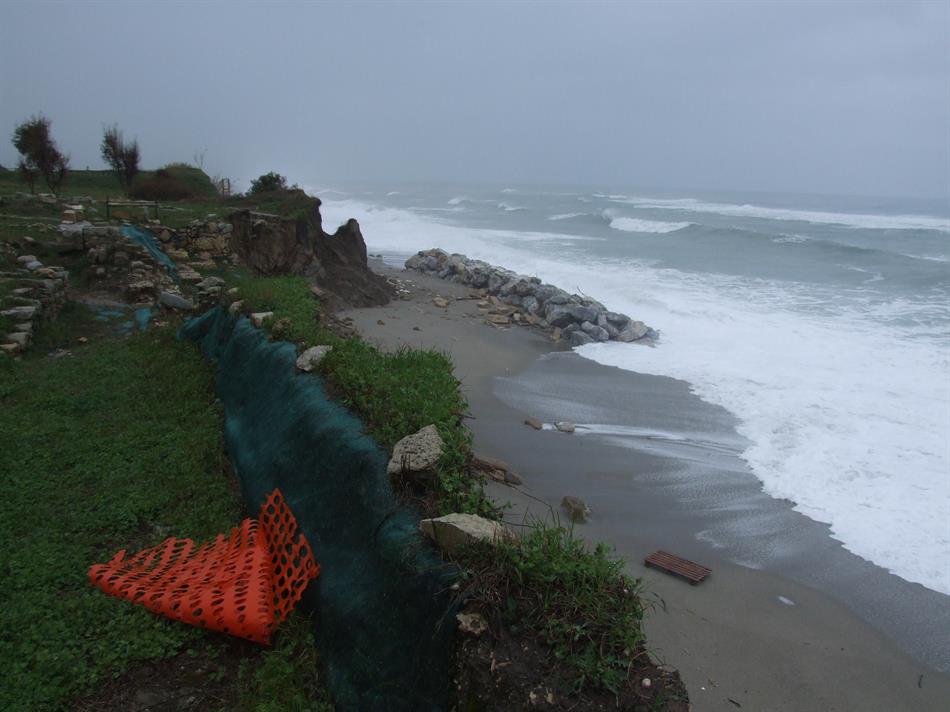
[451,615,689,712]
[71,636,259,712]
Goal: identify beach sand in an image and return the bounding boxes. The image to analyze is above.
[341,263,950,712]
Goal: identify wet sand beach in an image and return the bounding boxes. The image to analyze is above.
[342,263,950,712]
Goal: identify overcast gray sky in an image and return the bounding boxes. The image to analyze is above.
[1,0,948,197]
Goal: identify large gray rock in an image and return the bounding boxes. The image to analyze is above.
[419,513,511,553]
[521,296,540,315]
[296,345,331,372]
[387,424,445,476]
[597,313,620,338]
[545,303,576,328]
[604,311,630,327]
[580,321,610,342]
[569,305,599,323]
[616,320,650,342]
[159,291,195,311]
[569,330,595,346]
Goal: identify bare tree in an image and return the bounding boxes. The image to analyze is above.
[101,124,141,195]
[11,114,70,196]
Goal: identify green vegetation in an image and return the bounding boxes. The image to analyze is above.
[0,167,122,200]
[130,163,217,201]
[0,316,329,711]
[11,114,70,195]
[462,523,647,693]
[234,613,333,712]
[249,171,288,195]
[230,274,494,517]
[100,124,141,195]
[0,325,233,709]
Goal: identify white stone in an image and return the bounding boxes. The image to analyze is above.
[419,513,511,553]
[296,345,331,372]
[250,311,273,327]
[387,424,444,476]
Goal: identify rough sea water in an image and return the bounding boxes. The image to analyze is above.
[318,183,950,596]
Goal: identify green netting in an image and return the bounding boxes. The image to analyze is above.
[179,307,458,711]
[121,224,180,282]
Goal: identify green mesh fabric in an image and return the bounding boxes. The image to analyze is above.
[180,307,458,711]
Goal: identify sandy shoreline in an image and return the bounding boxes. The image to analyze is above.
[342,263,950,712]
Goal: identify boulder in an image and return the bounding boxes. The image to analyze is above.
[523,417,543,430]
[561,496,590,523]
[616,320,650,342]
[521,296,540,315]
[296,345,331,372]
[604,311,630,326]
[544,303,575,328]
[555,421,576,433]
[433,296,449,308]
[419,513,511,553]
[387,424,444,476]
[158,291,195,311]
[568,305,600,323]
[580,321,610,342]
[569,330,595,346]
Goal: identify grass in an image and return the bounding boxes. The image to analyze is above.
[233,613,333,712]
[0,316,330,711]
[459,522,648,695]
[229,273,495,517]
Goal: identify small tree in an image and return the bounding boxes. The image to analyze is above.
[101,124,140,195]
[12,114,69,195]
[16,158,38,193]
[249,171,288,194]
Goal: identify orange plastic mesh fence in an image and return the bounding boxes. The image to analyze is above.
[88,489,319,644]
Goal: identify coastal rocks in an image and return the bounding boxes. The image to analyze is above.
[296,345,331,372]
[419,512,512,553]
[554,421,575,433]
[471,454,523,486]
[561,496,590,523]
[405,248,657,344]
[158,290,194,311]
[229,197,394,308]
[1,254,69,356]
[387,424,444,477]
[523,417,543,430]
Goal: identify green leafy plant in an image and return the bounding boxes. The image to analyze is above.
[249,172,288,195]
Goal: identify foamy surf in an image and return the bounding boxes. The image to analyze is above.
[611,195,950,232]
[609,216,693,234]
[319,193,950,596]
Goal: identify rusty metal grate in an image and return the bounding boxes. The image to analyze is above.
[644,550,711,584]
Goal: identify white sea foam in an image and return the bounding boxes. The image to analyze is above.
[610,195,950,232]
[547,212,586,221]
[609,217,693,234]
[447,196,465,205]
[498,202,526,212]
[319,196,950,595]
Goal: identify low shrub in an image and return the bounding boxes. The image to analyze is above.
[129,164,216,201]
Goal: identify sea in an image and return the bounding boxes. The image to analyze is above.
[317,182,950,597]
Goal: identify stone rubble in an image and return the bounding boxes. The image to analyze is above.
[405,248,657,344]
[419,512,513,553]
[1,245,69,356]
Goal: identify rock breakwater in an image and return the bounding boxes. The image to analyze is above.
[405,248,657,345]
